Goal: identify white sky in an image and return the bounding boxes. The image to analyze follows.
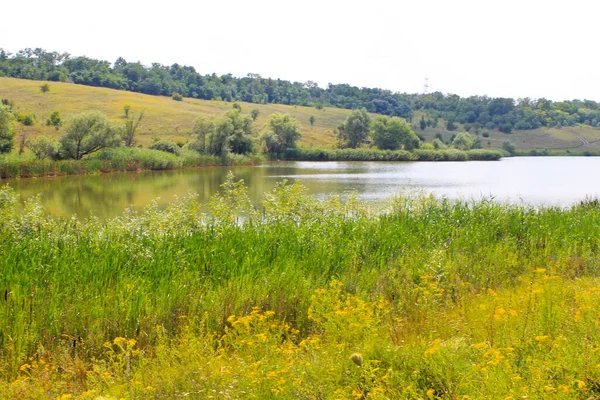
[2,0,599,101]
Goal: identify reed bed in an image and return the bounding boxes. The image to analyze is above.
[1,178,599,399]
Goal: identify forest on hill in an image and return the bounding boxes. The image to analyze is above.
[2,47,600,134]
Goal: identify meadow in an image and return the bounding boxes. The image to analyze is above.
[2,176,600,399]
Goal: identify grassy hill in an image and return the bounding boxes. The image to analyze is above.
[0,77,348,149]
[2,76,600,154]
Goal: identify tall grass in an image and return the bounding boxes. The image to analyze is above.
[279,147,504,161]
[0,148,262,179]
[1,179,600,398]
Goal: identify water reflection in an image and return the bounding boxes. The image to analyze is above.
[6,157,600,218]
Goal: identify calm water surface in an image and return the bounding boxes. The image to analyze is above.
[6,157,600,218]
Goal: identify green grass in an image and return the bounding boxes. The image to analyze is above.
[2,178,600,398]
[0,76,349,149]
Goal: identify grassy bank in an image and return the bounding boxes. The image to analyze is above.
[2,178,600,398]
[278,147,505,161]
[0,148,262,179]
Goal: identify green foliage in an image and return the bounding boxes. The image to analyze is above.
[309,115,316,126]
[59,110,121,160]
[172,92,183,101]
[0,104,15,154]
[39,83,50,93]
[499,123,513,133]
[45,110,61,129]
[123,104,131,118]
[502,140,516,155]
[250,108,259,121]
[2,183,600,397]
[451,132,474,150]
[432,138,446,150]
[262,113,301,153]
[335,108,370,149]
[482,131,490,138]
[370,116,420,151]
[223,109,256,154]
[191,115,215,154]
[121,110,144,147]
[446,118,457,131]
[419,115,426,130]
[232,102,242,112]
[149,140,181,156]
[25,135,58,160]
[16,112,36,126]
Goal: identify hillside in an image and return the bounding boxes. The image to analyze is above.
[0,77,347,148]
[2,77,600,154]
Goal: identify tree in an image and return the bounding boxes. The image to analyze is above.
[502,141,516,155]
[309,115,316,126]
[0,104,15,154]
[192,115,215,153]
[25,135,58,159]
[370,116,420,151]
[222,109,256,154]
[46,110,62,129]
[122,110,144,147]
[123,104,131,118]
[250,109,259,121]
[336,108,370,148]
[40,83,50,93]
[262,113,301,153]
[59,110,121,159]
[419,115,426,130]
[451,132,474,150]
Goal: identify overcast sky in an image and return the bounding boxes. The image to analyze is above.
[2,0,599,101]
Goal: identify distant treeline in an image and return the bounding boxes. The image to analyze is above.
[2,47,600,132]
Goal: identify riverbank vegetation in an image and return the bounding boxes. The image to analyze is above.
[2,178,600,398]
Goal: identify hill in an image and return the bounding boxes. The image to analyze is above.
[2,76,600,154]
[0,77,349,148]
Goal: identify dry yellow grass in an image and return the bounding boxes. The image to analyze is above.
[0,77,346,148]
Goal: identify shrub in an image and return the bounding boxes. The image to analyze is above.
[149,140,181,156]
[172,92,183,101]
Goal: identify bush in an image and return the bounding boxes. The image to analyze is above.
[172,92,183,101]
[149,140,181,156]
[466,149,503,160]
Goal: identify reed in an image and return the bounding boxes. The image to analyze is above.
[1,178,599,398]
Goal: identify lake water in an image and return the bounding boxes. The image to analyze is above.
[5,157,600,218]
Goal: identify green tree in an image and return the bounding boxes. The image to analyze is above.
[419,115,426,130]
[123,104,131,118]
[262,113,301,153]
[309,115,316,126]
[232,103,242,112]
[502,141,516,155]
[250,109,259,121]
[446,118,457,131]
[370,116,420,151]
[40,83,50,93]
[25,135,58,159]
[222,109,256,154]
[0,104,15,154]
[451,132,474,150]
[46,110,62,129]
[59,110,121,159]
[192,115,215,153]
[336,108,370,149]
[122,111,145,147]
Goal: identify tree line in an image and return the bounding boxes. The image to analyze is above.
[0,101,303,159]
[2,48,600,133]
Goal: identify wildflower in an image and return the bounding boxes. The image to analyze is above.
[349,353,363,367]
[426,388,435,398]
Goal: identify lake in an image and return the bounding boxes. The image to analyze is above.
[5,157,600,218]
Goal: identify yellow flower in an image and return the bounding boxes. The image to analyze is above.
[426,388,435,398]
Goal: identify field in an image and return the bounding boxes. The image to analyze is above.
[3,77,600,153]
[2,177,600,398]
[0,77,349,149]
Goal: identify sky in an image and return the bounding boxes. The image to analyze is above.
[2,0,599,101]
